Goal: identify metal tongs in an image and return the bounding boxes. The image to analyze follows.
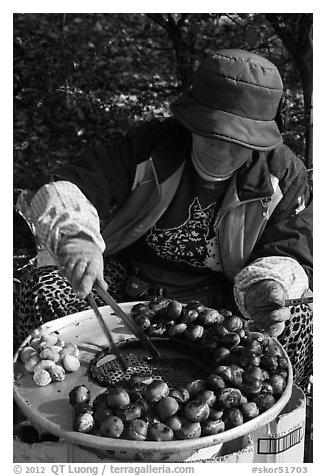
[86,282,160,372]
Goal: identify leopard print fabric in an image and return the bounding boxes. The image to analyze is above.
[13,259,129,350]
[278,304,313,390]
[13,263,312,391]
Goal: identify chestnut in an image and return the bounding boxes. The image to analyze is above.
[198,308,223,326]
[218,332,241,350]
[69,385,90,407]
[169,387,190,404]
[207,374,226,392]
[148,422,174,441]
[100,416,124,438]
[129,373,154,387]
[165,415,183,431]
[92,392,109,413]
[175,421,201,440]
[157,397,180,419]
[115,403,142,422]
[229,364,244,387]
[181,309,199,325]
[208,408,224,421]
[164,300,183,319]
[93,408,115,427]
[147,323,167,337]
[148,296,171,313]
[134,315,151,331]
[106,387,130,408]
[253,394,276,412]
[186,379,207,398]
[124,419,148,440]
[216,388,242,409]
[167,323,187,338]
[223,315,243,332]
[240,402,259,421]
[186,301,205,313]
[196,390,216,407]
[267,374,286,396]
[215,365,233,384]
[211,324,229,337]
[143,380,169,403]
[73,412,95,433]
[184,400,210,422]
[224,408,244,429]
[184,324,204,342]
[131,303,148,318]
[201,419,225,436]
[213,347,231,365]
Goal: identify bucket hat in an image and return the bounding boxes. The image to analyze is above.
[171,49,283,151]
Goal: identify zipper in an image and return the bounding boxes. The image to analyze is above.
[215,194,273,275]
[215,194,273,231]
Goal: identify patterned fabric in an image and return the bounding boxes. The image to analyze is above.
[29,181,105,256]
[233,256,310,319]
[13,259,129,350]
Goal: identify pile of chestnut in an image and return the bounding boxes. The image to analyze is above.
[19,328,81,387]
[69,297,289,441]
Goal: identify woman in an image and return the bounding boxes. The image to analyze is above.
[14,49,312,389]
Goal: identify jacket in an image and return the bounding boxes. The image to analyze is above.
[52,117,313,287]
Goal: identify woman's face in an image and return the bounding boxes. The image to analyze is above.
[192,134,251,180]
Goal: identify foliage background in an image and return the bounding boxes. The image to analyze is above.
[13,13,313,274]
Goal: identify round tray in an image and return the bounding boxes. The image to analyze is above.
[13,302,293,462]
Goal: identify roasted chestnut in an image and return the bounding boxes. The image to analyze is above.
[134,315,151,331]
[167,323,187,338]
[201,419,225,436]
[185,301,205,313]
[184,324,204,342]
[147,323,167,337]
[165,415,183,431]
[196,390,216,408]
[100,416,124,438]
[216,388,242,409]
[93,408,115,427]
[69,385,91,407]
[224,408,244,429]
[253,393,275,412]
[223,315,243,332]
[175,421,201,440]
[157,396,180,419]
[186,379,207,398]
[164,300,183,319]
[115,403,142,422]
[240,402,259,421]
[267,374,286,396]
[181,309,199,325]
[106,387,130,408]
[184,400,210,423]
[73,412,95,433]
[169,387,190,404]
[213,347,231,365]
[143,380,169,403]
[207,374,226,392]
[148,296,171,313]
[198,308,223,326]
[124,419,148,440]
[148,422,174,441]
[92,392,108,413]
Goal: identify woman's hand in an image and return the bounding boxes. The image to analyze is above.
[57,237,107,299]
[244,280,290,336]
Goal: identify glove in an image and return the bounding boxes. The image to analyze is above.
[57,237,107,299]
[244,280,290,337]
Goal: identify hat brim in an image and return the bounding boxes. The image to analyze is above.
[171,93,283,151]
